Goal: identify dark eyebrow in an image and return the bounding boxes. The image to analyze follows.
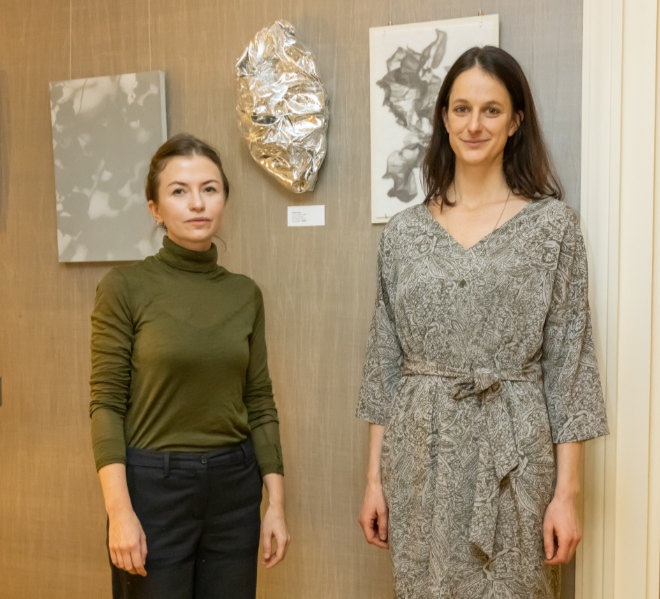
[167,179,221,188]
[450,98,504,106]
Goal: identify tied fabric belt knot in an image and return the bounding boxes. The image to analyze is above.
[402,359,542,558]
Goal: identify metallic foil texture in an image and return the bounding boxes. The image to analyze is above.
[236,20,329,193]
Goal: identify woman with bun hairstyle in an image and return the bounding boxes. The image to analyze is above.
[90,133,289,599]
[357,47,608,598]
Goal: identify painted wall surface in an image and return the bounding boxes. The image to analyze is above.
[0,1,582,597]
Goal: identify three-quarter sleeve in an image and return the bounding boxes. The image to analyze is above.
[244,287,284,476]
[357,231,404,425]
[541,210,609,443]
[89,269,133,470]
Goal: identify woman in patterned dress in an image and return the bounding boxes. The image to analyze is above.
[357,46,608,598]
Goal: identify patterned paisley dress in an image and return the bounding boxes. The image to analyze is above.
[357,199,609,599]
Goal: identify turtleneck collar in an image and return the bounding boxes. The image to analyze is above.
[156,236,219,273]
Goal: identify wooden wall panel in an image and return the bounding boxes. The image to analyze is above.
[0,1,582,597]
[71,0,151,78]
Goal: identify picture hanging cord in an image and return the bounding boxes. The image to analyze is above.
[68,0,72,79]
[148,0,152,71]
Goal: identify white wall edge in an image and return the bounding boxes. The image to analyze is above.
[648,3,660,596]
[577,0,622,596]
[615,1,658,597]
[581,0,660,597]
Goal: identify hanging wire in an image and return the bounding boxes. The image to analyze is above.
[68,0,72,78]
[148,0,152,71]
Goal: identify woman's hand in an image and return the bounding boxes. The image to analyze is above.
[98,463,147,576]
[543,441,583,564]
[359,480,389,549]
[261,503,290,568]
[261,473,290,568]
[359,423,389,549]
[543,491,582,564]
[108,509,148,576]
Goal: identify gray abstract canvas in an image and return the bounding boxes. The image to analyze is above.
[50,71,167,262]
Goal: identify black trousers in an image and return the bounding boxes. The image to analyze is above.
[110,441,262,599]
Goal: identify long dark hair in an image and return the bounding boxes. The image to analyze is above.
[422,46,562,207]
[145,133,230,204]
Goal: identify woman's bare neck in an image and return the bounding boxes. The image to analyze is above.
[451,161,508,210]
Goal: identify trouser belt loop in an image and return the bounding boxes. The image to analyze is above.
[163,453,170,477]
[240,441,249,463]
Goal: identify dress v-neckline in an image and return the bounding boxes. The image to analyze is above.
[423,199,538,251]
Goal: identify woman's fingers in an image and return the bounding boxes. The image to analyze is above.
[110,548,122,571]
[543,497,582,565]
[127,526,147,576]
[111,540,147,576]
[267,527,290,568]
[262,528,272,563]
[357,508,373,540]
[261,505,290,568]
[130,545,147,577]
[140,530,148,570]
[359,483,389,549]
[377,507,388,543]
[262,532,289,568]
[370,512,389,549]
[543,519,556,561]
[108,511,148,576]
[358,508,389,548]
[548,529,582,564]
[545,536,579,564]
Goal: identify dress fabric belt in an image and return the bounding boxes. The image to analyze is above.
[401,359,543,559]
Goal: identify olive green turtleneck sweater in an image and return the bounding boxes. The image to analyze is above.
[89,236,283,475]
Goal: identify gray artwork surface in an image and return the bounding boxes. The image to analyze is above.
[49,71,167,262]
[370,16,499,223]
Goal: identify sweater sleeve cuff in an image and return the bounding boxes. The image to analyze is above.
[91,408,127,471]
[251,422,284,476]
[95,455,127,472]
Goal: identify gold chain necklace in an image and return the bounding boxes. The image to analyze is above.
[445,186,512,248]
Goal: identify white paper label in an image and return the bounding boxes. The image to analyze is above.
[287,205,325,227]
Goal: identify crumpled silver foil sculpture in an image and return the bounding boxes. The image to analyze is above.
[236,20,329,193]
